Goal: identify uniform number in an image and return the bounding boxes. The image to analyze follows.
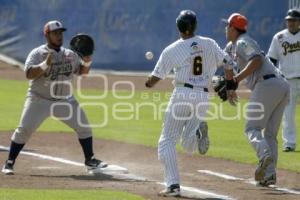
[193,56,202,75]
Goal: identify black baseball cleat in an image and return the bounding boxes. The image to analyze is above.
[85,157,108,171]
[158,184,181,197]
[283,147,295,152]
[2,160,15,175]
[255,155,273,181]
[196,121,209,155]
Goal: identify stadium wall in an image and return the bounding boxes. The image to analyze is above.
[0,0,287,71]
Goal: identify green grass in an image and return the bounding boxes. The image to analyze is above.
[0,188,144,200]
[0,79,300,172]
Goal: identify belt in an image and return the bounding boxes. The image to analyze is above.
[263,74,276,80]
[183,83,209,92]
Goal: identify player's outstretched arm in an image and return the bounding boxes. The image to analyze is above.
[234,56,262,82]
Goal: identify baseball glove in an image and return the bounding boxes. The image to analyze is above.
[226,79,239,90]
[212,75,227,101]
[70,33,94,57]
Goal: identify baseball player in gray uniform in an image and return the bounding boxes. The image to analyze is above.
[267,9,300,152]
[1,20,107,175]
[145,10,235,197]
[223,13,290,186]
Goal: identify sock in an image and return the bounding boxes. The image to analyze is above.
[79,137,94,161]
[8,141,25,162]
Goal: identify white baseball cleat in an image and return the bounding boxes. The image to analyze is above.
[2,160,14,175]
[196,121,209,155]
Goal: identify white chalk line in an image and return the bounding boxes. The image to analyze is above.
[198,170,244,181]
[198,170,300,195]
[157,182,234,200]
[0,145,128,174]
[35,166,61,170]
[0,145,234,199]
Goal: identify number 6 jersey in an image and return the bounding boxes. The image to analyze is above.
[151,36,227,88]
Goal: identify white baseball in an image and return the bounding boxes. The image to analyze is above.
[145,51,154,60]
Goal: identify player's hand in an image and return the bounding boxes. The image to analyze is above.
[145,78,153,88]
[227,90,238,106]
[39,50,54,71]
[82,55,92,62]
[81,55,92,67]
[145,75,160,88]
[46,50,54,66]
[145,75,158,88]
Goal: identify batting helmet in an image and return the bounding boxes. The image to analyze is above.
[176,10,197,33]
[285,9,300,20]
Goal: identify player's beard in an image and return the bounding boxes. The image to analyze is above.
[47,37,63,50]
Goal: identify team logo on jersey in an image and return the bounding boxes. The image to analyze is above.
[237,40,255,56]
[277,34,284,43]
[282,41,300,55]
[44,63,73,80]
[191,42,199,50]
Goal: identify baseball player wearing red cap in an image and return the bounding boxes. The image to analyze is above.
[223,13,290,187]
[267,9,300,152]
[1,20,107,175]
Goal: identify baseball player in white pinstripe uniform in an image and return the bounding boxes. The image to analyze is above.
[145,10,235,197]
[267,9,300,152]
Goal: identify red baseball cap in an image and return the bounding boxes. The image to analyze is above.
[222,13,248,31]
[43,20,67,35]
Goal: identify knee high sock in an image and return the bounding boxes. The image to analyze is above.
[8,141,25,163]
[79,137,94,161]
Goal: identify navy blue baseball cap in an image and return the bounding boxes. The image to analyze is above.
[285,9,300,20]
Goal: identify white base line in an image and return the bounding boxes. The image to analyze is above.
[198,170,244,181]
[0,145,83,166]
[0,145,234,199]
[198,170,300,195]
[157,182,234,200]
[0,53,24,69]
[0,145,127,172]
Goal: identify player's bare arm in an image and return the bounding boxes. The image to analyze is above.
[26,51,53,79]
[234,55,262,82]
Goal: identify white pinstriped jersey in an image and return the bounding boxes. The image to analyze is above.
[151,36,227,87]
[267,29,300,79]
[153,35,228,187]
[24,44,81,100]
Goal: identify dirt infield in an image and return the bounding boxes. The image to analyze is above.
[0,63,300,199]
[1,133,300,200]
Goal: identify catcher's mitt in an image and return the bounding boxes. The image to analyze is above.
[212,75,227,101]
[70,33,94,57]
